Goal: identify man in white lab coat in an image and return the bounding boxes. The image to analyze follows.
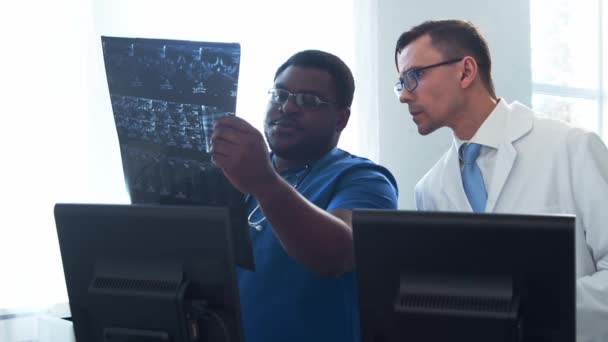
[394,19,608,341]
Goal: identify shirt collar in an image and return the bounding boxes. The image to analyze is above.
[453,98,509,150]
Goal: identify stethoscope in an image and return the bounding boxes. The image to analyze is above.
[246,164,312,231]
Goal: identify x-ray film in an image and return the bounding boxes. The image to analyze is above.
[101,36,241,206]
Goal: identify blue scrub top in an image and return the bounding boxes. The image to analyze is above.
[238,148,398,342]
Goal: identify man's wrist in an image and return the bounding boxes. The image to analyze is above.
[249,171,284,201]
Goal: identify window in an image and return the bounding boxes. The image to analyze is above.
[0,0,360,313]
[530,0,607,140]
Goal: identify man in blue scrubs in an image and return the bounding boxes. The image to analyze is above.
[211,50,398,342]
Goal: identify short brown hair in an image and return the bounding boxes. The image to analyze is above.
[395,20,496,98]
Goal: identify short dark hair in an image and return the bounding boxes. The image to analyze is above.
[395,20,496,98]
[274,50,355,109]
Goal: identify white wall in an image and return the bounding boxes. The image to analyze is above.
[374,0,531,209]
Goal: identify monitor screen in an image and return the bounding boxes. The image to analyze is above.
[353,210,575,342]
[55,203,249,342]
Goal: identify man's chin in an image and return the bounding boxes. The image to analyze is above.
[417,125,437,136]
[267,132,337,161]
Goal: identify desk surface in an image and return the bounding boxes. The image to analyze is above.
[0,303,74,342]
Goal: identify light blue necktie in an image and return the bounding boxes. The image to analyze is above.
[461,143,487,212]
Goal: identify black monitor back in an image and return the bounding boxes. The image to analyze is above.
[353,210,575,342]
[55,203,246,342]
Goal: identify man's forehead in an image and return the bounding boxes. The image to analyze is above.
[275,66,335,94]
[396,35,439,74]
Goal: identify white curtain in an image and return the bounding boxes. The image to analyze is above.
[0,0,377,313]
[351,0,380,162]
[0,0,95,311]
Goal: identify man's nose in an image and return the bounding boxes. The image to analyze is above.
[280,95,300,113]
[398,88,414,104]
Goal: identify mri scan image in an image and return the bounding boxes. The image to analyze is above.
[102,36,241,205]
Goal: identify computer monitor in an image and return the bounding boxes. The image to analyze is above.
[55,203,249,342]
[353,210,575,342]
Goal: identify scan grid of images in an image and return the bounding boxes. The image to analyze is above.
[102,36,241,204]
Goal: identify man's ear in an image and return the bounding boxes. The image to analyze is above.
[460,56,478,89]
[336,108,351,132]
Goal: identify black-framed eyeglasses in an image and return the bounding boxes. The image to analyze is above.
[394,57,464,95]
[268,88,335,110]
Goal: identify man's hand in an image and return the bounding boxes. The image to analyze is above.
[211,116,359,277]
[210,116,279,196]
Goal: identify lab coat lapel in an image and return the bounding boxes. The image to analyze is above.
[485,143,516,212]
[485,101,534,212]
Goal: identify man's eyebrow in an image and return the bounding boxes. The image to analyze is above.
[400,65,421,77]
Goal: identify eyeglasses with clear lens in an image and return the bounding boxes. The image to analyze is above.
[268,88,334,110]
[394,57,464,96]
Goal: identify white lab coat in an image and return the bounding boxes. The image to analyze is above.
[415,100,608,341]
